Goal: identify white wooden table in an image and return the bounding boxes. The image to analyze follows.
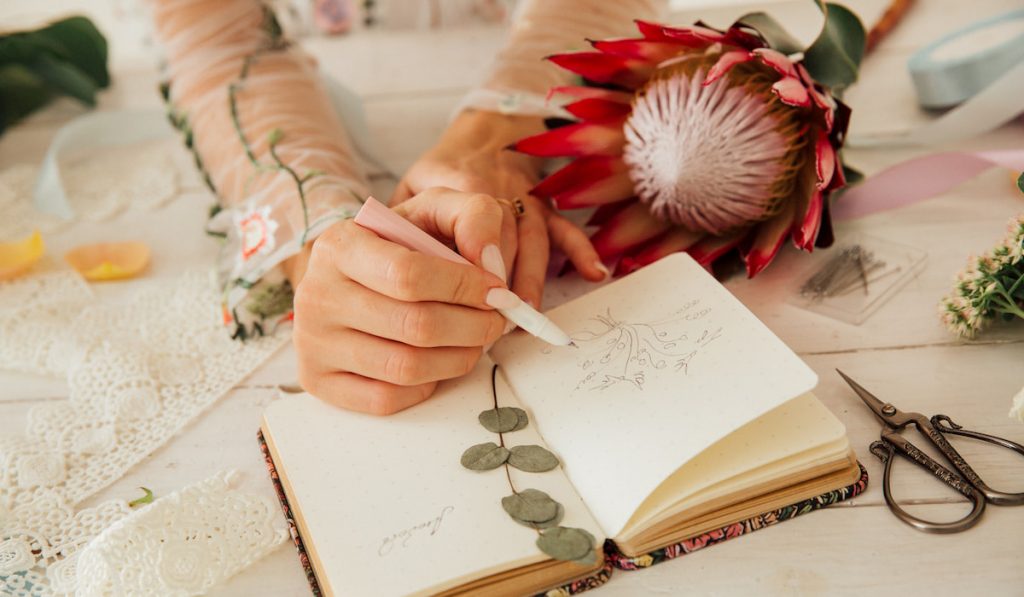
[2,0,1023,595]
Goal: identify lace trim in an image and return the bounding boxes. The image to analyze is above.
[0,271,287,595]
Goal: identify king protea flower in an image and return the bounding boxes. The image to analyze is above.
[512,20,851,277]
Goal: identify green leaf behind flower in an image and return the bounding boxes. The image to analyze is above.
[803,2,866,92]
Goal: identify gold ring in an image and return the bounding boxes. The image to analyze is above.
[497,197,526,219]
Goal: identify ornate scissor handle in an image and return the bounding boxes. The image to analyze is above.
[869,436,986,534]
[929,414,1024,506]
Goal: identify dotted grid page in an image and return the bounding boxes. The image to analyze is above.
[261,358,604,597]
[490,253,818,538]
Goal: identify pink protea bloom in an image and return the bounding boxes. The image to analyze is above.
[513,20,851,278]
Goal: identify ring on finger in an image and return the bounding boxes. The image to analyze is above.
[495,197,526,219]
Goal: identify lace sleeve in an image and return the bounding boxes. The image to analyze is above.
[153,0,370,339]
[457,0,668,116]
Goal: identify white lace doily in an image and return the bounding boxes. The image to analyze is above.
[75,471,287,596]
[0,271,287,596]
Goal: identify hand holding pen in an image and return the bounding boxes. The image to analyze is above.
[289,189,571,415]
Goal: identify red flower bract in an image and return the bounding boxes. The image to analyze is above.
[513,20,850,278]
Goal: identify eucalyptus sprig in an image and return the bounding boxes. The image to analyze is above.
[460,365,599,565]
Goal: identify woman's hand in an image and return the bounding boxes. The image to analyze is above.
[290,188,518,415]
[393,109,608,308]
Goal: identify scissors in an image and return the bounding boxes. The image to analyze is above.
[837,370,1024,533]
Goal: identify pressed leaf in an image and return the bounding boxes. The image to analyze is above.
[511,408,529,432]
[536,527,595,561]
[128,486,154,508]
[478,407,525,433]
[460,442,510,471]
[501,489,559,523]
[508,445,559,472]
[512,503,564,530]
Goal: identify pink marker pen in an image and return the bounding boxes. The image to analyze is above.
[354,197,574,347]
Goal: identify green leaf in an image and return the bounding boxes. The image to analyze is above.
[1017,172,1023,195]
[128,486,154,508]
[803,2,866,92]
[32,16,109,88]
[501,489,559,524]
[0,63,50,133]
[30,53,98,106]
[508,445,559,472]
[460,442,510,471]
[267,128,284,145]
[842,162,864,186]
[478,407,527,433]
[511,408,529,432]
[536,527,595,561]
[737,12,802,54]
[573,548,599,567]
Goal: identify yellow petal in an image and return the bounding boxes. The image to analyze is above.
[0,231,45,281]
[65,241,150,281]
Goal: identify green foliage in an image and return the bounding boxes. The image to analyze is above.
[0,16,109,134]
[803,2,866,92]
[128,486,154,508]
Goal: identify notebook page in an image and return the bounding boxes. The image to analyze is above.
[262,357,603,597]
[490,253,817,537]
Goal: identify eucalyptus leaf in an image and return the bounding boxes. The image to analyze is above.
[511,503,563,530]
[460,442,510,471]
[572,548,599,567]
[536,527,595,561]
[802,2,866,92]
[1016,172,1023,195]
[508,445,559,472]
[511,408,529,432]
[478,407,525,433]
[501,489,559,523]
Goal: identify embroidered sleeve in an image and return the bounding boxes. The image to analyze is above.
[153,0,370,339]
[457,0,669,116]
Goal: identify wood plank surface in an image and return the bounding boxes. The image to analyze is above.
[1,0,1022,595]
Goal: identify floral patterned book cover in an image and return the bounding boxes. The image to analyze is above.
[258,431,867,596]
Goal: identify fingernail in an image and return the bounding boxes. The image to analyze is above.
[481,244,507,284]
[503,320,516,335]
[486,288,521,310]
[594,261,610,281]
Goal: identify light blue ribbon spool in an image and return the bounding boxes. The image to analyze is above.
[908,9,1024,109]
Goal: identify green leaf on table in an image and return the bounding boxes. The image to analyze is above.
[0,64,51,134]
[128,486,154,508]
[460,442,510,471]
[501,489,560,524]
[536,527,595,561]
[478,407,527,433]
[31,16,110,88]
[802,2,866,92]
[30,53,99,106]
[508,445,559,472]
[1017,172,1023,195]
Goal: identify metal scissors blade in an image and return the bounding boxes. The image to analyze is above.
[836,369,914,428]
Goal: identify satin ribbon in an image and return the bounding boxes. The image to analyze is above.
[833,149,1024,221]
[848,9,1024,147]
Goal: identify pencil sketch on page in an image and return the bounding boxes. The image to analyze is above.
[552,301,723,393]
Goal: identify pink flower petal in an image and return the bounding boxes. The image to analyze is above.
[615,227,704,276]
[591,38,685,64]
[635,20,673,41]
[742,203,795,277]
[511,121,626,158]
[564,98,634,121]
[590,203,672,260]
[547,52,652,89]
[703,50,752,86]
[814,131,836,190]
[687,228,749,270]
[792,189,823,250]
[752,48,797,78]
[771,76,811,107]
[546,85,634,105]
[530,157,635,209]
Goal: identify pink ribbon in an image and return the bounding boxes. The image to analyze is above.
[833,150,1024,221]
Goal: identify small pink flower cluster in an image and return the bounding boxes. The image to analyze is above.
[940,214,1024,338]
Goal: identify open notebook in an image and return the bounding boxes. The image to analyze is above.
[261,254,862,596]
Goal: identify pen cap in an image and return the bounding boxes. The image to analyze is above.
[354,197,470,266]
